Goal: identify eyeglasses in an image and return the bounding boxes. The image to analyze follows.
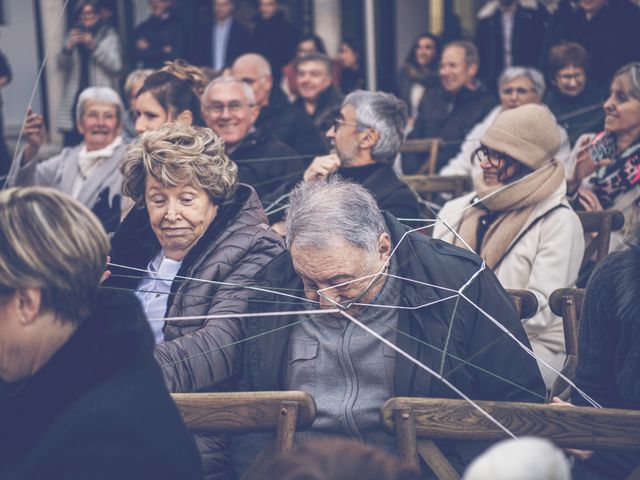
[472,145,517,168]
[204,100,253,116]
[556,72,585,82]
[332,117,358,132]
[500,87,535,96]
[238,76,265,86]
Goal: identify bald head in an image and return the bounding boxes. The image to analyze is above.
[232,54,273,107]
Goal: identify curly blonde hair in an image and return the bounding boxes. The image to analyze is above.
[121,123,238,207]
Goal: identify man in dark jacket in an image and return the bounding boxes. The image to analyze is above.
[405,41,496,174]
[293,53,344,139]
[232,53,329,159]
[202,76,306,198]
[132,0,183,69]
[263,90,424,224]
[190,0,252,71]
[253,0,299,82]
[474,0,549,91]
[234,178,546,477]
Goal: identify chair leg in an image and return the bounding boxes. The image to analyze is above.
[418,440,461,480]
[274,401,299,454]
[395,408,420,471]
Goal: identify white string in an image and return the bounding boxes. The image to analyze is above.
[3,0,72,189]
[150,308,340,322]
[339,310,518,439]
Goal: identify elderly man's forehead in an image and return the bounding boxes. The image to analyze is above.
[207,82,249,101]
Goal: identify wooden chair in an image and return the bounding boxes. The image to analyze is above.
[403,174,471,205]
[172,391,316,479]
[506,288,537,320]
[381,397,640,480]
[549,288,585,399]
[577,210,625,269]
[400,138,443,175]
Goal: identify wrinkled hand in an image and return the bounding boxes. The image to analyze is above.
[136,38,150,51]
[22,108,45,164]
[551,397,594,461]
[569,136,613,192]
[303,153,341,182]
[577,188,604,212]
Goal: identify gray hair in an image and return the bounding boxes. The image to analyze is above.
[499,66,546,98]
[285,177,387,253]
[343,90,408,164]
[202,75,256,106]
[443,40,479,66]
[75,86,125,126]
[614,62,640,100]
[233,53,272,77]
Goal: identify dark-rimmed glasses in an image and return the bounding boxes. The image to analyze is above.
[471,145,517,169]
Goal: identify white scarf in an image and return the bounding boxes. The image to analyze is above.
[72,136,122,198]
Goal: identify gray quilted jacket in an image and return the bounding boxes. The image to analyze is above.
[108,185,284,480]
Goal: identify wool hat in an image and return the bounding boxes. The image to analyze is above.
[480,104,561,170]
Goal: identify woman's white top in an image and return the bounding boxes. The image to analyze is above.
[135,250,183,344]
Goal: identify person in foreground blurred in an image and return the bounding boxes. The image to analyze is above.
[106,123,283,479]
[440,67,571,178]
[567,62,640,253]
[566,222,640,479]
[434,104,584,389]
[463,437,570,480]
[0,187,202,479]
[263,438,420,480]
[234,177,545,476]
[10,86,126,233]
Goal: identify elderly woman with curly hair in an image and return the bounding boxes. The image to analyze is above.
[105,123,284,479]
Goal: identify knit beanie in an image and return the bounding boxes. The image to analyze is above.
[480,104,561,170]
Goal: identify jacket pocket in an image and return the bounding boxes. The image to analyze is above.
[285,340,319,398]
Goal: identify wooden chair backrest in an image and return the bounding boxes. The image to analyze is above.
[506,288,538,320]
[400,138,443,175]
[577,210,625,268]
[172,391,316,479]
[403,174,471,204]
[381,397,640,480]
[548,288,585,399]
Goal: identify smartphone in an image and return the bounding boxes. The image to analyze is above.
[590,131,616,163]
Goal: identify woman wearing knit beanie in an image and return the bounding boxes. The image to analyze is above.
[433,103,585,390]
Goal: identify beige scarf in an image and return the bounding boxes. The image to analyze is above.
[455,161,565,269]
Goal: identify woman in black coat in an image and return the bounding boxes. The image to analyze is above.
[0,186,202,480]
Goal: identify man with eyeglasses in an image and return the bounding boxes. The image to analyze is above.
[231,53,328,159]
[265,90,424,227]
[201,76,305,198]
[232,176,545,477]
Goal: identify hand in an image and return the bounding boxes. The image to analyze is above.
[79,32,95,50]
[271,220,286,237]
[569,136,613,193]
[577,188,604,212]
[136,38,150,51]
[22,108,45,164]
[65,29,83,50]
[100,256,111,284]
[551,397,594,460]
[303,153,341,182]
